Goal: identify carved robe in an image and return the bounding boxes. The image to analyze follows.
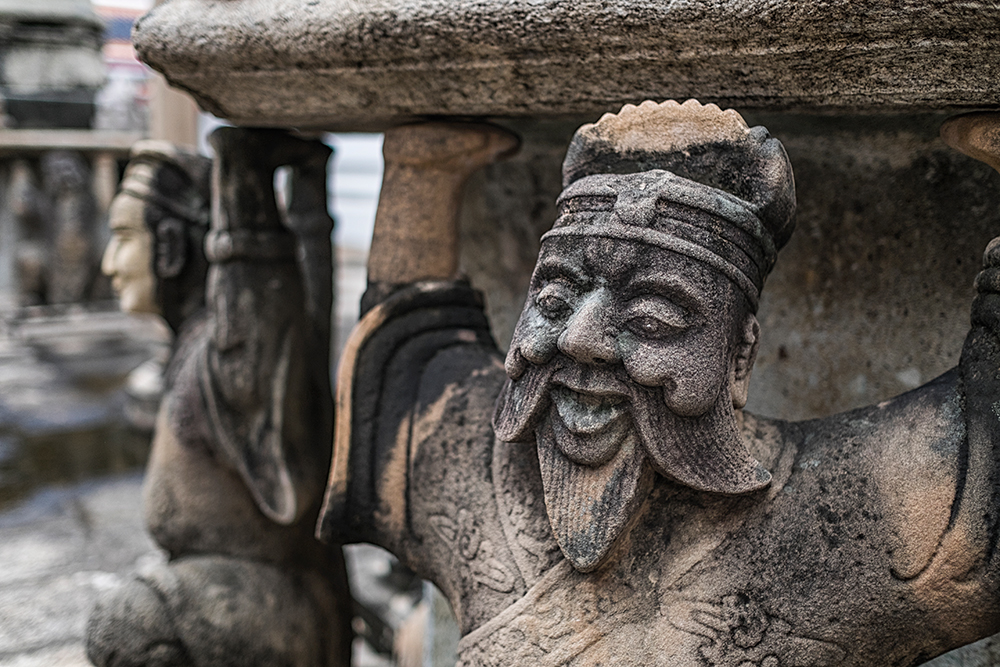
[321,278,1000,667]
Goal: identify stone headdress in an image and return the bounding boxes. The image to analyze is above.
[546,99,796,311]
[119,140,212,228]
[118,140,212,331]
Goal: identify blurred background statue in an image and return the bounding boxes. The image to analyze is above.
[87,130,352,667]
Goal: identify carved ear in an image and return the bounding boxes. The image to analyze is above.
[730,313,760,409]
[155,218,187,279]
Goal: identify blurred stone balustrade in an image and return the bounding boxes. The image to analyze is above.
[0,0,106,130]
[0,128,142,311]
[0,128,166,509]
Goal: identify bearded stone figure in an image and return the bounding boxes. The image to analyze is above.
[87,130,351,667]
[319,101,1000,666]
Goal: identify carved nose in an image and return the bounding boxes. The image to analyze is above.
[557,291,619,365]
[100,239,117,277]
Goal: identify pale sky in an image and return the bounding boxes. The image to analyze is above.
[91,0,152,10]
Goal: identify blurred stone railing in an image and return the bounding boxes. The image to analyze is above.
[0,128,143,311]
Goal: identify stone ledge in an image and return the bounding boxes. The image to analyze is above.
[0,130,145,155]
[134,0,1000,129]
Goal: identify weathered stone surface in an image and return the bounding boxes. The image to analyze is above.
[367,123,518,293]
[132,0,1000,130]
[321,105,1000,666]
[744,112,1000,420]
[459,113,1000,423]
[88,133,352,667]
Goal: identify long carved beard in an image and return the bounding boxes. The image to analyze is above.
[493,353,770,572]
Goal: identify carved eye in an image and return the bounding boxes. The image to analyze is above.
[535,283,573,319]
[625,315,679,339]
[623,297,690,340]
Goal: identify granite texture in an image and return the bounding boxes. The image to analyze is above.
[132,0,1000,130]
[457,113,1000,424]
[321,107,1000,666]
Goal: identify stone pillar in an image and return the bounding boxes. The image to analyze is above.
[147,74,199,149]
[0,161,18,311]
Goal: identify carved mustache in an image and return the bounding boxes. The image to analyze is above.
[493,349,652,444]
[492,347,771,495]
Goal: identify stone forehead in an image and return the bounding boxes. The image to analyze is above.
[547,169,774,311]
[554,171,768,249]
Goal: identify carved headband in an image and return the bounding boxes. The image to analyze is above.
[541,171,776,311]
[119,172,211,227]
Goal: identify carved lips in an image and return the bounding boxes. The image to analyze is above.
[550,382,630,466]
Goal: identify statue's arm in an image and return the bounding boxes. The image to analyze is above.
[940,113,1000,573]
[967,239,1000,342]
[318,122,516,554]
[190,128,333,526]
[317,282,497,555]
[951,237,1000,544]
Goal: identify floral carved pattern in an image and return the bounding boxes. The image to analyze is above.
[670,594,846,667]
[429,506,517,593]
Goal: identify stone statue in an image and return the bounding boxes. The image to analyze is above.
[6,151,101,306]
[42,150,100,304]
[88,130,352,667]
[319,101,1000,666]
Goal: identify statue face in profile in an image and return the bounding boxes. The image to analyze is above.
[100,143,210,331]
[493,100,796,572]
[102,169,158,316]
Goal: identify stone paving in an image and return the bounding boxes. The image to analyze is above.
[0,474,155,667]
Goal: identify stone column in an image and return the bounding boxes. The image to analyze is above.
[0,159,31,311]
[0,161,17,311]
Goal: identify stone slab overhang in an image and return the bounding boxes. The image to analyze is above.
[133,0,1000,131]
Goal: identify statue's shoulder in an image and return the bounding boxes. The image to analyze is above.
[773,368,968,581]
[342,280,500,441]
[321,281,503,545]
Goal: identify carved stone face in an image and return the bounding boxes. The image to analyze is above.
[494,171,771,571]
[526,235,740,411]
[516,234,747,466]
[102,186,158,316]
